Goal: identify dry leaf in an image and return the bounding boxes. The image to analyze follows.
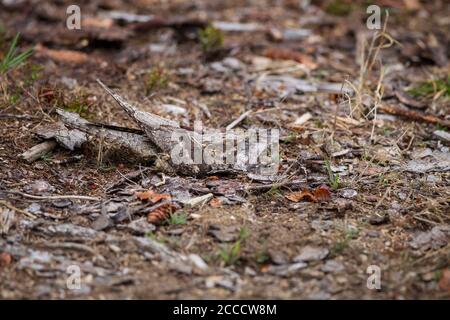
[403,0,421,10]
[82,17,114,29]
[264,47,317,69]
[36,44,89,64]
[285,190,317,203]
[0,252,12,267]
[439,268,450,292]
[147,203,177,225]
[313,184,332,202]
[209,197,222,207]
[135,190,171,203]
[260,264,271,273]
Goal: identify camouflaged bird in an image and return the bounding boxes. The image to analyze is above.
[97,79,279,177]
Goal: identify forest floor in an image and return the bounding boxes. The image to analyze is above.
[0,0,449,299]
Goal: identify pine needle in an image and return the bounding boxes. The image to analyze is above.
[0,32,33,75]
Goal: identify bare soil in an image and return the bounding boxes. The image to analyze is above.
[0,0,449,299]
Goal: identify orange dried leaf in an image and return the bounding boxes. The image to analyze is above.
[36,44,89,64]
[209,197,222,207]
[82,17,114,29]
[260,264,270,273]
[313,184,332,202]
[264,47,317,69]
[0,252,12,267]
[136,190,154,201]
[135,190,171,203]
[285,190,317,203]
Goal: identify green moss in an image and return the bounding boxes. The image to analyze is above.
[144,67,169,95]
[331,228,358,256]
[198,25,224,53]
[325,0,353,16]
[145,232,168,243]
[167,211,188,225]
[255,241,270,264]
[408,77,450,98]
[218,227,248,266]
[64,94,95,120]
[325,160,340,190]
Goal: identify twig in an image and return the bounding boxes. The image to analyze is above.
[379,104,450,128]
[0,200,37,219]
[19,140,57,163]
[116,169,141,187]
[50,155,84,165]
[374,186,391,211]
[246,179,306,192]
[226,110,252,130]
[7,191,100,201]
[38,242,97,255]
[155,172,166,187]
[0,114,40,120]
[105,168,152,192]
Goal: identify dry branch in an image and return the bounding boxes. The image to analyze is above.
[20,140,57,163]
[379,104,450,128]
[33,109,158,164]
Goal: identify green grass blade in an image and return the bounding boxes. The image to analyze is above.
[0,32,33,74]
[4,32,20,62]
[7,48,33,69]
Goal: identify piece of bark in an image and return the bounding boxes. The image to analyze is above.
[54,109,158,163]
[34,123,87,151]
[182,193,213,208]
[31,110,157,164]
[20,140,57,163]
[0,207,15,235]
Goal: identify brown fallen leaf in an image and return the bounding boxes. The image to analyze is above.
[403,0,421,10]
[260,264,271,273]
[147,203,177,225]
[439,268,450,292]
[285,190,317,203]
[82,17,114,29]
[313,184,332,202]
[0,252,12,267]
[135,190,171,203]
[35,44,89,64]
[209,197,222,208]
[264,47,317,69]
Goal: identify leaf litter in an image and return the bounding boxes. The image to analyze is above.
[0,0,449,300]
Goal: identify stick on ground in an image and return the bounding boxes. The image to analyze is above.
[20,140,57,163]
[379,104,450,128]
